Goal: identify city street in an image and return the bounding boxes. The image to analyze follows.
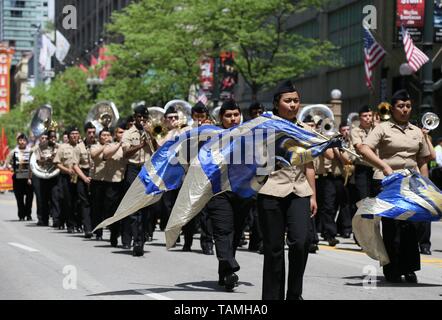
[1,192,442,300]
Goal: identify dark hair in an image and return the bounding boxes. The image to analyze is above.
[339,122,349,129]
[165,106,177,116]
[248,102,264,115]
[192,102,209,115]
[391,89,411,106]
[220,99,241,117]
[84,122,96,131]
[17,133,28,141]
[99,127,112,137]
[358,105,372,116]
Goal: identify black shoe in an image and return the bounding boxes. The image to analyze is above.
[96,234,103,241]
[110,237,118,248]
[26,216,32,221]
[182,245,192,252]
[341,233,351,239]
[84,232,93,239]
[238,239,248,247]
[404,272,418,283]
[327,238,339,247]
[223,273,239,291]
[384,274,402,283]
[145,235,153,242]
[202,248,214,255]
[420,247,432,255]
[133,245,144,257]
[19,218,24,221]
[309,243,319,253]
[122,244,131,250]
[67,228,74,234]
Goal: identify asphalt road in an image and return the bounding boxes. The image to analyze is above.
[1,192,442,300]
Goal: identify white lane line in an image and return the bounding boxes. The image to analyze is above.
[135,289,173,300]
[8,242,39,252]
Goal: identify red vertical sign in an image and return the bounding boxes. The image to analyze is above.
[0,44,14,114]
[396,0,425,42]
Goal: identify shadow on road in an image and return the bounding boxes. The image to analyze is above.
[88,279,254,297]
[343,275,442,287]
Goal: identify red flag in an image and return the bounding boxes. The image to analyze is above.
[78,64,88,73]
[0,128,9,162]
[99,64,110,80]
[99,46,116,62]
[90,55,98,67]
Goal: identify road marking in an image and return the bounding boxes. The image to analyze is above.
[8,242,39,252]
[135,289,173,300]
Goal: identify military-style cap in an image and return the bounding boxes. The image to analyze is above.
[391,89,411,105]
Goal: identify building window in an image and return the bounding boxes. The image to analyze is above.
[328,0,372,67]
[13,1,25,8]
[11,10,23,18]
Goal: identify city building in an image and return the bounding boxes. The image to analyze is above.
[236,0,442,130]
[55,0,133,68]
[0,0,51,66]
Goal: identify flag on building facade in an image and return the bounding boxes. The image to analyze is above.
[363,25,386,89]
[402,26,429,73]
[55,30,70,63]
[39,34,56,68]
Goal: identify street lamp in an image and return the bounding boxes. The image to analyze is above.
[86,77,103,100]
[330,89,343,126]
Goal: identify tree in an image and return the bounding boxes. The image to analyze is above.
[0,67,94,146]
[103,0,338,103]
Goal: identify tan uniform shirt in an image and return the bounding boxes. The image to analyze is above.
[350,126,372,166]
[73,141,91,170]
[122,125,154,165]
[90,143,106,181]
[34,143,58,172]
[363,120,431,179]
[53,143,76,171]
[259,121,313,198]
[103,142,126,183]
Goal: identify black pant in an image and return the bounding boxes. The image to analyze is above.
[104,181,123,241]
[161,189,179,232]
[12,176,33,219]
[206,192,252,278]
[372,180,421,277]
[76,169,92,233]
[38,176,59,224]
[258,193,311,300]
[56,174,77,229]
[90,180,106,237]
[199,206,214,251]
[321,175,352,238]
[121,164,150,248]
[32,176,43,221]
[248,200,263,251]
[415,221,431,251]
[354,165,375,201]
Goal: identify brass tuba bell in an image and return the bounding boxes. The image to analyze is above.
[377,102,391,121]
[85,101,120,134]
[421,112,440,131]
[146,107,168,139]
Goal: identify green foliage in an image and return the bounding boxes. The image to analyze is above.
[103,0,338,102]
[0,67,93,147]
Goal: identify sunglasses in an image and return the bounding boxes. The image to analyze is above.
[167,115,179,120]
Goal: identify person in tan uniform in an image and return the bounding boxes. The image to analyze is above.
[72,122,96,237]
[103,124,127,247]
[53,126,79,232]
[359,89,433,283]
[32,130,59,226]
[89,127,112,240]
[121,104,157,256]
[257,81,318,300]
[350,105,375,201]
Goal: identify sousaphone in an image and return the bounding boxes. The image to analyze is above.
[85,101,120,133]
[29,105,60,179]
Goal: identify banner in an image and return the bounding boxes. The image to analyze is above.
[0,43,14,114]
[435,0,442,42]
[199,57,214,99]
[0,169,13,191]
[219,51,238,101]
[396,0,425,42]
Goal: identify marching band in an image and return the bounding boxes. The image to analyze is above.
[2,84,440,300]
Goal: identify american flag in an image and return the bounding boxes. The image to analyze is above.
[363,25,386,89]
[197,92,208,106]
[402,26,429,73]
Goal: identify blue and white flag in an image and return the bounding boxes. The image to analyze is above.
[353,170,442,265]
[95,114,337,241]
[164,114,338,248]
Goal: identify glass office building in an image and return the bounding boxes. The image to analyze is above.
[0,0,50,65]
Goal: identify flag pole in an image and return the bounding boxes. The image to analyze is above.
[420,0,434,117]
